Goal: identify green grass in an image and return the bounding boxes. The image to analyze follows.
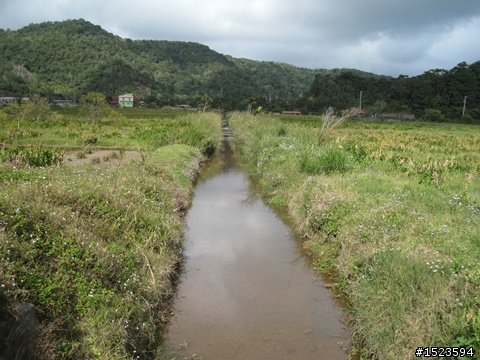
[0,108,222,359]
[0,108,221,155]
[299,144,350,175]
[229,112,480,359]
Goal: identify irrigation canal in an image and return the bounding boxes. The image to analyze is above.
[164,120,351,359]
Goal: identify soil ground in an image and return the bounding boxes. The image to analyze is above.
[64,150,142,166]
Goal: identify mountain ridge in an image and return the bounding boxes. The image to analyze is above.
[0,18,383,109]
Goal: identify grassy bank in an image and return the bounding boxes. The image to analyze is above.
[229,112,480,359]
[0,109,222,359]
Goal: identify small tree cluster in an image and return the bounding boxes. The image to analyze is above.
[79,92,112,124]
[4,95,51,129]
[26,94,51,122]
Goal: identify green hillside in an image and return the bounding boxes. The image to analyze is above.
[3,18,476,120]
[0,19,306,109]
[0,18,384,111]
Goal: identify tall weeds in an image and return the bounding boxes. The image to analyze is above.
[320,106,362,141]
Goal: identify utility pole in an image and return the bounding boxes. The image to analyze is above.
[462,96,467,116]
[359,91,363,110]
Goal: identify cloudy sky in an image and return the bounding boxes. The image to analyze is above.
[1,0,479,76]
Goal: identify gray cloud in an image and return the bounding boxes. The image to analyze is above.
[1,0,479,76]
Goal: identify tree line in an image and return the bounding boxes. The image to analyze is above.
[296,61,480,122]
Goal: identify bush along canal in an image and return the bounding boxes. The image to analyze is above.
[163,120,352,359]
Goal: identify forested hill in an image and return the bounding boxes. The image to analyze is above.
[0,18,374,110]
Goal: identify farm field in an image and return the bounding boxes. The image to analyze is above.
[229,113,480,359]
[0,107,222,359]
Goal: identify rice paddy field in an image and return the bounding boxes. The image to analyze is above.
[229,113,480,359]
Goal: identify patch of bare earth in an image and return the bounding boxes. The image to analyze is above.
[63,150,143,166]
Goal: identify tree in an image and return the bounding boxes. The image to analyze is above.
[5,100,28,129]
[80,92,112,124]
[201,93,212,113]
[25,94,51,121]
[372,100,387,117]
[243,97,257,114]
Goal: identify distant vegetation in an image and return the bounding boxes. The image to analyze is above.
[0,18,479,120]
[0,19,318,111]
[301,63,480,122]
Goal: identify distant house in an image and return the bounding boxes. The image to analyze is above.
[0,97,16,105]
[108,96,119,107]
[281,111,301,115]
[119,93,134,108]
[0,97,29,104]
[109,94,142,107]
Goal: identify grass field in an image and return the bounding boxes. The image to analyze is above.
[229,113,480,359]
[0,107,222,359]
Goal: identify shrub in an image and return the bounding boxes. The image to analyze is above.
[76,151,87,159]
[90,157,101,164]
[0,145,64,167]
[276,126,287,137]
[200,138,216,157]
[84,136,99,145]
[424,108,446,122]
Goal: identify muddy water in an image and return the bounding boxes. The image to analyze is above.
[164,139,350,359]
